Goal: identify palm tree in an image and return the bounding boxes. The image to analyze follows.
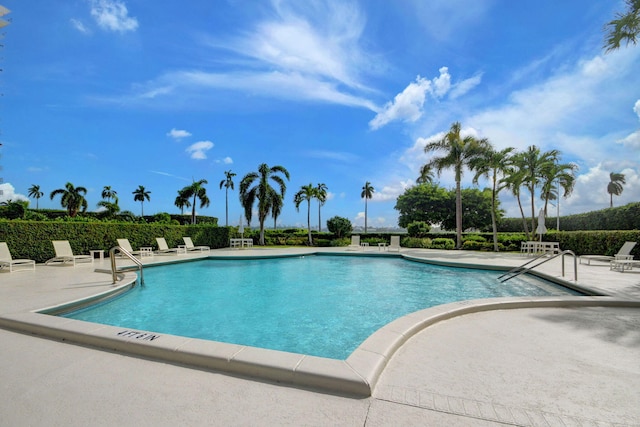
[604,0,640,52]
[174,188,192,215]
[101,186,118,203]
[294,183,317,245]
[271,194,283,230]
[239,163,290,245]
[132,185,151,217]
[471,146,514,251]
[361,181,375,233]
[316,183,328,231]
[516,145,559,234]
[607,172,626,207]
[540,161,578,217]
[181,179,210,224]
[416,164,435,184]
[96,200,120,217]
[219,170,236,227]
[502,165,531,240]
[27,184,43,209]
[49,182,88,217]
[424,122,490,248]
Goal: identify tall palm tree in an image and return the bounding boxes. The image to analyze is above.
[502,165,531,240]
[294,183,317,245]
[361,181,375,233]
[271,194,283,230]
[604,0,640,52]
[239,163,290,245]
[517,145,559,233]
[27,184,43,209]
[50,182,88,217]
[316,183,328,231]
[219,170,236,227]
[174,188,192,215]
[424,121,490,248]
[132,185,151,217]
[540,161,578,217]
[101,186,118,203]
[181,179,210,224]
[471,146,514,251]
[607,172,626,207]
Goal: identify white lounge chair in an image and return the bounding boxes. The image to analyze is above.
[346,235,362,251]
[183,237,210,252]
[117,239,153,258]
[155,237,186,255]
[46,240,93,267]
[0,242,36,272]
[389,235,401,252]
[580,241,636,265]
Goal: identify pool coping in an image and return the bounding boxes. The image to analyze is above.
[1,252,638,397]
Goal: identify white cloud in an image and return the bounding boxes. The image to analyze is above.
[369,67,452,130]
[185,141,214,160]
[70,18,90,34]
[167,128,192,140]
[0,183,29,204]
[90,0,138,33]
[449,73,483,99]
[634,99,640,119]
[222,157,233,164]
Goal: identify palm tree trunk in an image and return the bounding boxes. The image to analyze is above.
[455,180,462,249]
[491,178,498,251]
[225,188,229,227]
[307,200,312,245]
[364,199,368,233]
[517,195,530,240]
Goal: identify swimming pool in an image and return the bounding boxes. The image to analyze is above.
[62,255,579,359]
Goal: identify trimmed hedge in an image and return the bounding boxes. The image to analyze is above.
[0,220,230,263]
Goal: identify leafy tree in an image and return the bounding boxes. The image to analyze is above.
[294,183,317,245]
[174,188,191,215]
[446,188,497,232]
[604,0,640,52]
[471,146,514,251]
[239,163,290,245]
[608,172,626,207]
[0,200,27,219]
[27,184,43,209]
[132,185,151,217]
[181,179,210,224]
[361,181,375,233]
[219,170,236,227]
[50,182,88,217]
[101,186,118,203]
[96,200,120,217]
[424,121,490,248]
[394,183,452,228]
[326,216,352,238]
[316,183,328,231]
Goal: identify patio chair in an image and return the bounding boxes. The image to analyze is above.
[0,242,36,272]
[117,239,152,258]
[45,240,93,267]
[388,235,401,252]
[183,237,210,252]
[155,237,185,255]
[579,241,636,265]
[346,235,362,251]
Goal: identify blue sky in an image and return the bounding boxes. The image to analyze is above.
[1,0,639,229]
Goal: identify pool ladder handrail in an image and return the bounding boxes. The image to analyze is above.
[498,249,577,283]
[109,246,144,285]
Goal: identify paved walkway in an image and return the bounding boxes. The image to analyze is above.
[1,247,639,426]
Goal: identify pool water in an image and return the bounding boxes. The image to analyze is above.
[62,255,578,359]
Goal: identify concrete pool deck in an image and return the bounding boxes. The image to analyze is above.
[1,247,639,426]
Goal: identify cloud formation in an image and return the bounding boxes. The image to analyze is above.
[167,128,192,140]
[185,141,214,159]
[90,0,138,33]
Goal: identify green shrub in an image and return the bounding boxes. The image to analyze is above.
[401,237,432,248]
[326,216,352,238]
[330,237,351,247]
[430,238,455,250]
[463,234,486,242]
[407,221,430,237]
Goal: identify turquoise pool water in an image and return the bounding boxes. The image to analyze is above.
[62,255,578,359]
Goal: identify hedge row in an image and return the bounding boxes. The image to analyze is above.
[0,220,230,263]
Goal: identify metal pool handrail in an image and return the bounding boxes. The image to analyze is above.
[499,249,577,283]
[109,246,144,285]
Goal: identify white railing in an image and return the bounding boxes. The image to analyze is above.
[109,246,144,285]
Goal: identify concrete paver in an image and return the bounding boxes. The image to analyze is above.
[1,247,639,426]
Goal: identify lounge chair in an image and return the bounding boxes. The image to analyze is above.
[346,235,362,251]
[46,240,93,267]
[580,241,637,265]
[388,235,401,252]
[0,242,36,272]
[155,237,186,255]
[117,239,153,258]
[183,237,210,252]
